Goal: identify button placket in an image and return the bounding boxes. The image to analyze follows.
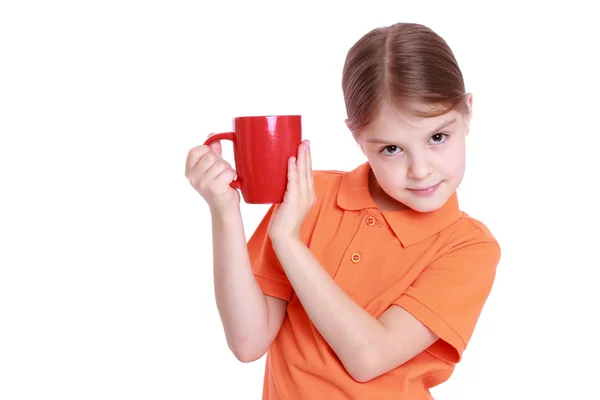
[333,210,382,297]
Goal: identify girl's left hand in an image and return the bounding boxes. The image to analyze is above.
[268,140,316,243]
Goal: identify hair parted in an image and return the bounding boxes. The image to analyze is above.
[342,22,468,133]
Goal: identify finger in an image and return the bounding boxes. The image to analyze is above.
[306,141,314,196]
[203,159,230,182]
[296,142,307,195]
[192,149,222,175]
[185,145,210,177]
[214,165,237,187]
[286,156,298,197]
[206,134,223,155]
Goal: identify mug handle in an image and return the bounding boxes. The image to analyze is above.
[203,132,241,189]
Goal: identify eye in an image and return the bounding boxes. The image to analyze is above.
[380,145,402,155]
[429,133,448,144]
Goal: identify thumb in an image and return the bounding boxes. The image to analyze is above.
[207,133,223,155]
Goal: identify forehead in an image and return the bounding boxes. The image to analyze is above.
[364,101,459,138]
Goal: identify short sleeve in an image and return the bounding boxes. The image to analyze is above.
[393,235,501,364]
[247,205,294,302]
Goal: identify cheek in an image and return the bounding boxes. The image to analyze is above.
[370,160,406,187]
[439,141,466,177]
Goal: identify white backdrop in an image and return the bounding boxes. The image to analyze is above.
[1,1,599,399]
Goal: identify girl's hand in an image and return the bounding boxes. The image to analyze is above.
[185,136,240,216]
[268,140,315,243]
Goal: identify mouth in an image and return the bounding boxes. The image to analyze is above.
[407,182,442,196]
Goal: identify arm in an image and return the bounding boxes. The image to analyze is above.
[212,209,287,362]
[185,143,287,363]
[271,238,437,382]
[266,142,499,381]
[267,142,436,382]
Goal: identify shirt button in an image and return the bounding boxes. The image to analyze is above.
[366,216,376,226]
[351,253,361,263]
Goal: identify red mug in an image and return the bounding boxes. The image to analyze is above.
[203,115,302,204]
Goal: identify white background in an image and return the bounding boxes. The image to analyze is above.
[1,1,599,399]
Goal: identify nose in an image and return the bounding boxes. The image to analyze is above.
[407,153,434,180]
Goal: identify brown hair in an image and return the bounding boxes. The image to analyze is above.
[342,22,467,133]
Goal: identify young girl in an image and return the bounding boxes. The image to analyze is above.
[186,22,500,399]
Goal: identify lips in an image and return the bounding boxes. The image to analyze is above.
[407,182,441,196]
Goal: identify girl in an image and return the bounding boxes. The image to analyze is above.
[186,22,500,399]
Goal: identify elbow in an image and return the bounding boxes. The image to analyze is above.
[345,350,383,383]
[232,349,263,364]
[348,366,376,384]
[348,351,412,383]
[229,341,267,364]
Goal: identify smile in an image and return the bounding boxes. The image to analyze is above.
[407,182,441,197]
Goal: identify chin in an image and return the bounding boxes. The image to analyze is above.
[403,199,445,213]
[397,190,453,213]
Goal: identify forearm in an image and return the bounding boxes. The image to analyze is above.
[211,209,270,361]
[272,238,388,380]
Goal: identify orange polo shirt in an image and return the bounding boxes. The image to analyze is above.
[248,162,500,399]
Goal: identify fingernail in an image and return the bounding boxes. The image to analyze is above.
[305,140,310,148]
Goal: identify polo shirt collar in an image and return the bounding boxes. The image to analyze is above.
[336,162,461,247]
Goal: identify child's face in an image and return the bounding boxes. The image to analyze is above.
[355,96,472,213]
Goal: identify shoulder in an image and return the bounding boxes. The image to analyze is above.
[313,169,344,188]
[458,212,500,248]
[436,212,501,268]
[311,169,345,201]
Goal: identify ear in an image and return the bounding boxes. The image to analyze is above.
[463,93,473,135]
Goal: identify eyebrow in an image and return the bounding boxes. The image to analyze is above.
[366,118,457,144]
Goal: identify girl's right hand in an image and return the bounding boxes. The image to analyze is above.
[185,140,240,215]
